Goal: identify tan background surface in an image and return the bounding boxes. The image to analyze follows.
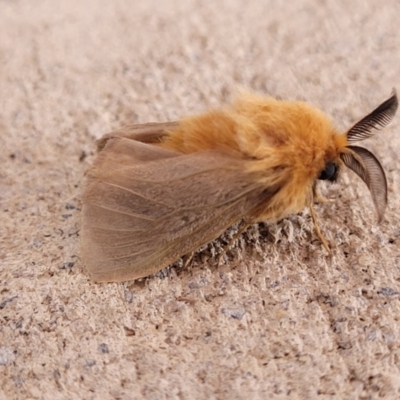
[1,0,400,399]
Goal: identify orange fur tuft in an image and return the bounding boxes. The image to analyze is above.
[161,92,348,222]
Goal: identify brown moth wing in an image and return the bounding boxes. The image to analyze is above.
[96,121,178,151]
[81,137,277,282]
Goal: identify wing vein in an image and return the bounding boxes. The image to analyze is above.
[99,180,171,207]
[86,202,157,221]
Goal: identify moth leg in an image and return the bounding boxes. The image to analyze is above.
[217,221,251,263]
[313,184,334,204]
[309,202,331,253]
[183,252,195,269]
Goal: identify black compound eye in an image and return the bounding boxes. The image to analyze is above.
[318,162,338,181]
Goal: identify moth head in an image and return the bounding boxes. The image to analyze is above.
[318,89,398,222]
[318,161,339,182]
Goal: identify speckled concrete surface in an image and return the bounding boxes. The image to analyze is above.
[1,1,400,399]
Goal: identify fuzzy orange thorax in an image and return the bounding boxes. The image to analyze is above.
[161,92,348,220]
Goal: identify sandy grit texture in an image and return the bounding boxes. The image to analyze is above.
[1,0,400,399]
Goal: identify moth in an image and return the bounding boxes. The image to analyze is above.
[81,90,398,282]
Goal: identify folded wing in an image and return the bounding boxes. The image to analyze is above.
[82,136,274,282]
